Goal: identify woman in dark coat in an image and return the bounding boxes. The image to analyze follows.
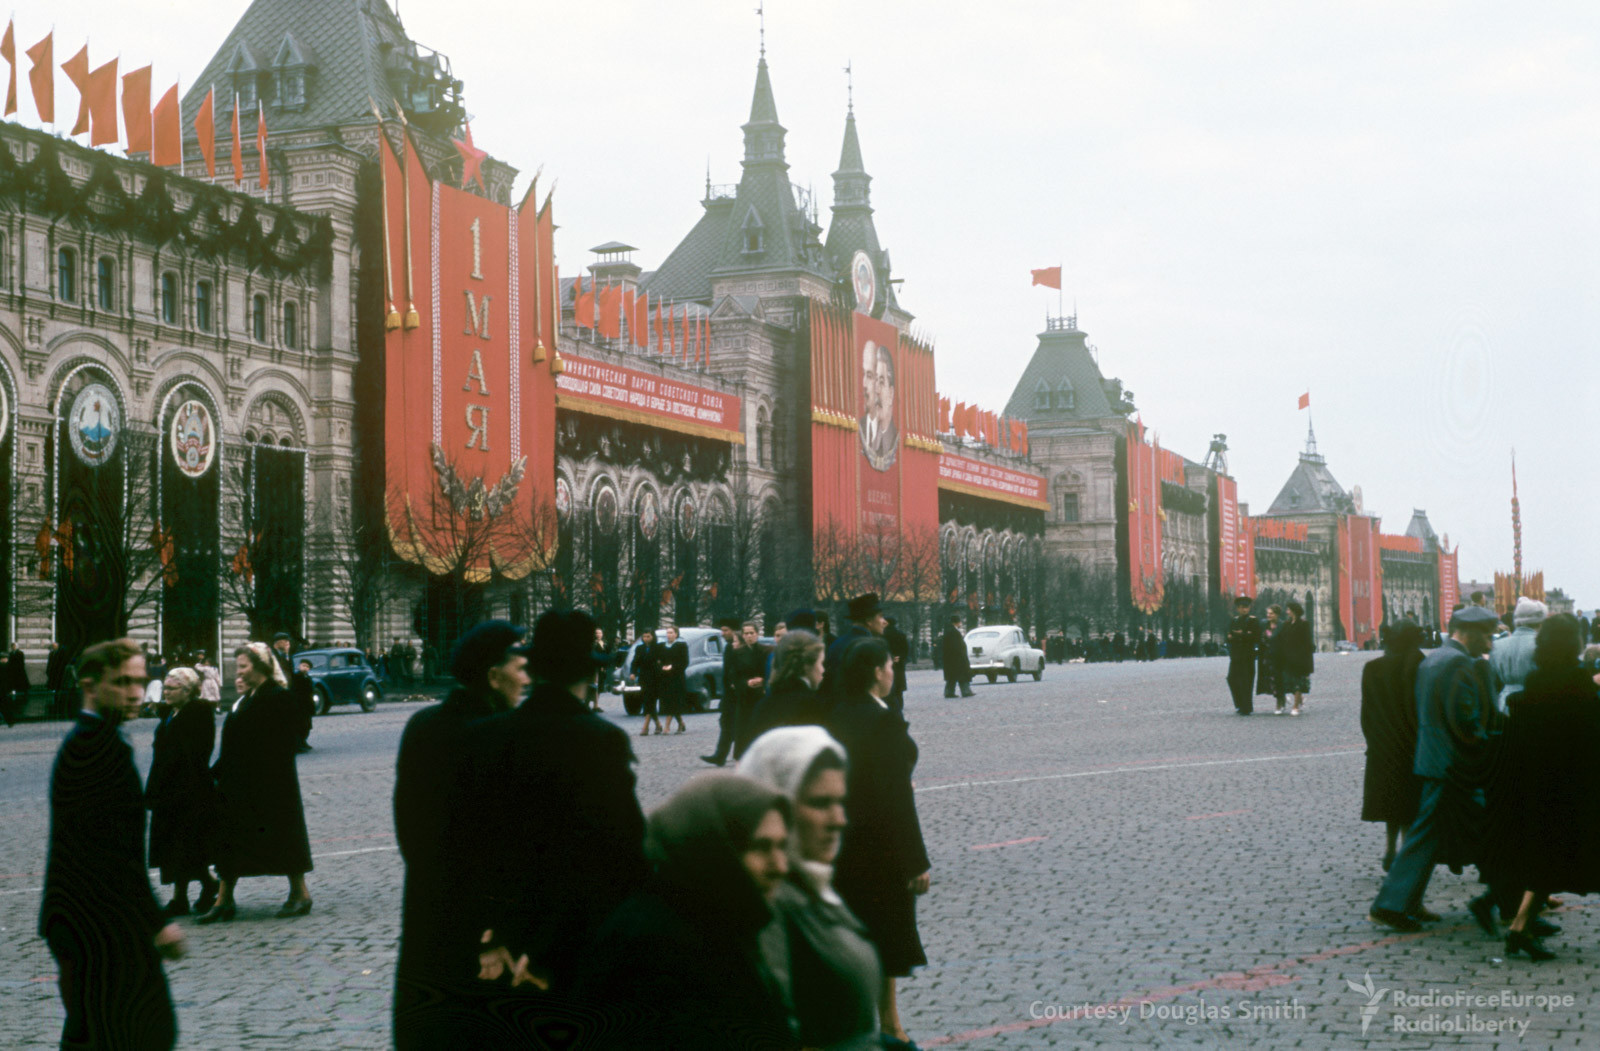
[634,628,664,736]
[1360,620,1425,872]
[657,625,690,734]
[1256,605,1286,713]
[145,666,220,918]
[748,629,827,740]
[1480,615,1600,961]
[1277,600,1314,715]
[575,772,795,1050]
[826,637,930,1048]
[200,642,314,922]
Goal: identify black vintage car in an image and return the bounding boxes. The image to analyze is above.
[293,647,383,714]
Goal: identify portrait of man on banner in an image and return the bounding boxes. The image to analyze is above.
[858,338,898,472]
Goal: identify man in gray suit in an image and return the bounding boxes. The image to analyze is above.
[1369,604,1501,931]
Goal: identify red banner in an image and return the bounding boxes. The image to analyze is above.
[1216,474,1251,598]
[937,453,1047,509]
[1239,515,1258,599]
[1378,533,1423,554]
[382,128,556,582]
[1339,514,1382,647]
[1126,421,1164,613]
[1438,546,1459,631]
[856,312,902,543]
[1254,519,1310,543]
[555,354,742,442]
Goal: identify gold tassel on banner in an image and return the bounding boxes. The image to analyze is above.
[371,98,404,332]
[396,98,421,331]
[550,351,564,375]
[532,341,547,364]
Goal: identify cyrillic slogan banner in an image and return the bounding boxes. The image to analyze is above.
[1215,474,1246,597]
[1125,420,1164,614]
[1338,514,1383,647]
[555,354,742,443]
[937,453,1047,509]
[1438,545,1459,631]
[381,125,556,582]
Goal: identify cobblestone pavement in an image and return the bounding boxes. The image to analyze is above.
[3,656,1595,1048]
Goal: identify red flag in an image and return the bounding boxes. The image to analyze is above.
[257,102,269,188]
[25,32,50,123]
[230,94,243,184]
[1030,266,1062,290]
[86,57,117,145]
[152,85,181,166]
[194,88,215,177]
[655,298,665,354]
[938,396,951,433]
[668,306,678,358]
[575,274,592,329]
[1018,421,1029,454]
[61,43,89,135]
[121,65,151,153]
[1298,391,1310,410]
[1,21,17,117]
[621,288,635,342]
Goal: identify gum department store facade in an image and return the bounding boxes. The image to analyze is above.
[0,0,1456,666]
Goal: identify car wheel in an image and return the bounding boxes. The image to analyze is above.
[623,693,642,717]
[987,672,997,684]
[315,688,332,716]
[360,685,379,712]
[1033,664,1044,682]
[1008,661,1019,683]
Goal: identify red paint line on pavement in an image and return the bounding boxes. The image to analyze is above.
[1186,809,1251,821]
[969,836,1048,851]
[921,928,1432,1047]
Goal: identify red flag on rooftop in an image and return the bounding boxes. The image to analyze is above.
[1030,266,1061,290]
[574,273,591,328]
[61,43,89,135]
[621,288,635,342]
[194,88,215,177]
[257,102,269,188]
[1,21,17,117]
[25,32,51,123]
[655,298,665,354]
[1298,391,1310,410]
[121,65,151,153]
[86,57,118,146]
[633,291,649,349]
[938,396,951,434]
[152,85,181,166]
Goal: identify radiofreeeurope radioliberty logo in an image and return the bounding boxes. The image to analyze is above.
[1346,974,1388,1035]
[1347,974,1572,1038]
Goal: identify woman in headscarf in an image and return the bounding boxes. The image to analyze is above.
[575,772,796,1050]
[200,642,314,922]
[748,629,827,740]
[741,726,883,1050]
[1480,614,1600,961]
[826,638,930,1049]
[145,666,220,918]
[1361,619,1426,874]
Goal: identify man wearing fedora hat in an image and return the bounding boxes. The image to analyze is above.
[1370,604,1501,933]
[822,593,888,698]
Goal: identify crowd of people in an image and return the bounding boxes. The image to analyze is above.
[1362,598,1600,961]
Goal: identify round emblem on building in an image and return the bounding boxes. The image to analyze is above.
[676,492,698,541]
[637,489,660,541]
[169,399,216,479]
[68,382,122,468]
[554,476,572,522]
[593,484,619,536]
[850,250,876,316]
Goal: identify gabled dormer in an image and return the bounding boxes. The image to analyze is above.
[224,39,261,113]
[272,32,315,113]
[740,205,766,257]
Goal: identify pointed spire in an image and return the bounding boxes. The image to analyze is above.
[832,76,871,211]
[741,54,787,167]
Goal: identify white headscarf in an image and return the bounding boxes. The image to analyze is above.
[241,641,290,689]
[739,726,849,905]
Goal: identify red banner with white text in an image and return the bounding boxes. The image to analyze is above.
[1338,514,1382,647]
[555,354,742,442]
[1438,547,1460,631]
[1125,420,1164,613]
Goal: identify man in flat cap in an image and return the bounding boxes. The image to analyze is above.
[393,620,530,1047]
[1370,604,1502,932]
[822,593,887,698]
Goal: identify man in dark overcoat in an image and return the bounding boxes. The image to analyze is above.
[884,616,910,713]
[1225,597,1261,715]
[40,638,185,1049]
[1370,605,1501,931]
[941,617,973,698]
[452,610,648,1025]
[702,618,744,766]
[393,620,527,1049]
[730,620,771,759]
[823,593,887,696]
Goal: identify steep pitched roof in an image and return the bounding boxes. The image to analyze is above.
[1266,454,1353,516]
[1003,323,1117,424]
[643,196,736,304]
[1405,509,1439,548]
[182,0,411,136]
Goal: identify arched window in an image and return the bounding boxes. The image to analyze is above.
[283,300,298,349]
[161,272,179,324]
[96,256,116,311]
[252,294,267,341]
[756,405,770,467]
[195,279,213,332]
[57,247,77,302]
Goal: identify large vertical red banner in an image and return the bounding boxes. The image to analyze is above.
[1217,474,1241,597]
[1341,514,1382,647]
[1126,421,1164,613]
[1438,546,1459,631]
[855,312,902,541]
[382,129,555,580]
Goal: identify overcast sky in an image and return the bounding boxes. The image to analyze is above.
[26,1,1600,605]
